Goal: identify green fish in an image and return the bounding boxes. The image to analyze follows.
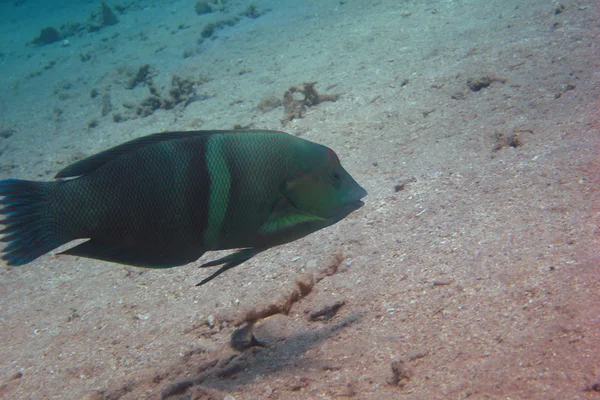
[0,130,367,285]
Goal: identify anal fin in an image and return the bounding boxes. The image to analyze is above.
[61,240,205,268]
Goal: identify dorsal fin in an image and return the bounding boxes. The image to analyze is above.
[55,130,282,179]
[55,131,211,179]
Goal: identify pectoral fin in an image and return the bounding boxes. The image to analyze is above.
[258,197,325,235]
[196,199,327,286]
[196,247,266,286]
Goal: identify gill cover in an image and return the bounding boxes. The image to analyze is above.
[282,146,356,219]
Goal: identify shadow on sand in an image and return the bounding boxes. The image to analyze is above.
[160,312,363,399]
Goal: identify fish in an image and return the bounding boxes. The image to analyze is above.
[0,130,367,285]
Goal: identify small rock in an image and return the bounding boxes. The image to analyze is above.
[388,359,410,387]
[207,315,215,328]
[9,370,23,380]
[230,323,264,351]
[433,278,453,286]
[466,76,493,92]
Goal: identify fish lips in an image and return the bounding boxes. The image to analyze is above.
[332,187,367,221]
[350,188,367,210]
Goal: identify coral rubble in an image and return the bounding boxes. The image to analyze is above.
[281,81,340,124]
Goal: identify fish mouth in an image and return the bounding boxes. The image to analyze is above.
[352,186,368,207]
[348,197,365,210]
[354,187,369,208]
[332,188,367,220]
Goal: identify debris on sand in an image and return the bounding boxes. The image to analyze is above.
[88,2,119,32]
[195,1,213,15]
[466,75,506,92]
[232,251,344,327]
[126,64,155,90]
[244,5,261,19]
[309,299,345,321]
[281,82,341,124]
[257,94,283,113]
[163,75,196,109]
[101,250,359,398]
[32,27,62,46]
[492,130,524,152]
[394,176,417,193]
[115,68,206,120]
[101,2,118,26]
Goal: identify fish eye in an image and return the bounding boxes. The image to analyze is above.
[332,171,341,181]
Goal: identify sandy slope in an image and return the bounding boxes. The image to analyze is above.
[0,0,598,399]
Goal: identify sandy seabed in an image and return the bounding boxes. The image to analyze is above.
[0,0,598,399]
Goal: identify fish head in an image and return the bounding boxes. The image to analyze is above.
[284,143,367,221]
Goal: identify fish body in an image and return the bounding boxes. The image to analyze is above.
[0,130,367,284]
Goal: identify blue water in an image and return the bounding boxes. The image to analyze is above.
[1,0,599,398]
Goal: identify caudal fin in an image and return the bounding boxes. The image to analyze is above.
[0,179,66,265]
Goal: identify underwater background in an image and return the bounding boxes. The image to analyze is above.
[0,0,599,398]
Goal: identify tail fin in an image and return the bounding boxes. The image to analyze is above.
[0,179,66,265]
